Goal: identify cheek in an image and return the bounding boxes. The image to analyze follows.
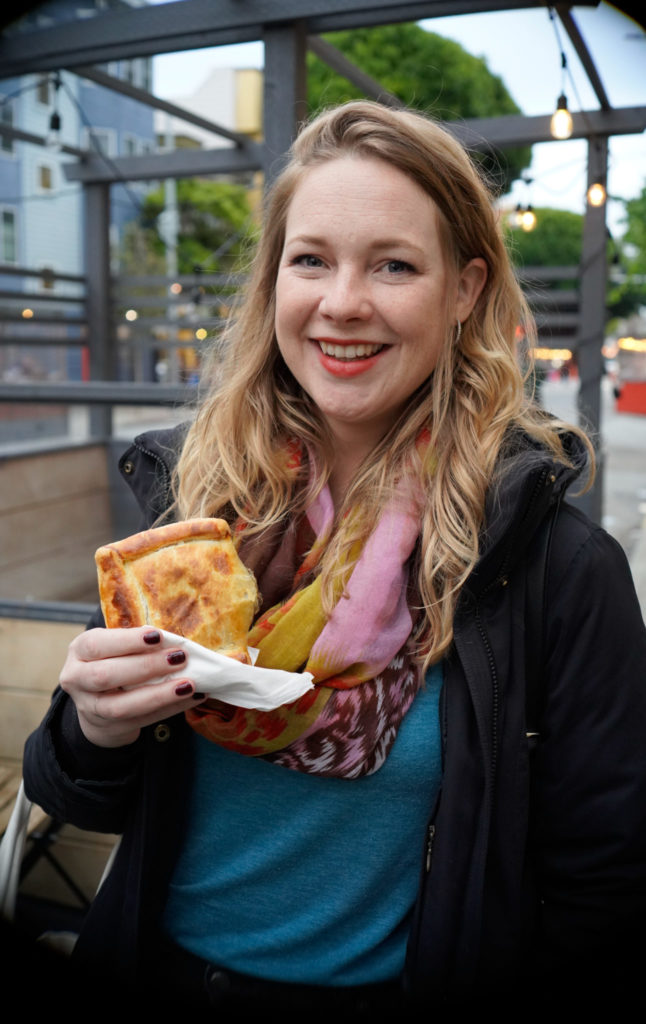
[274,285,299,368]
[275,278,301,339]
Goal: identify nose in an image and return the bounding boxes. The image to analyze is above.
[318,267,372,321]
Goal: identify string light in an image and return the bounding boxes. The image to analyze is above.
[45,72,62,151]
[520,205,537,232]
[550,92,573,140]
[508,175,536,232]
[587,182,607,207]
[548,10,574,140]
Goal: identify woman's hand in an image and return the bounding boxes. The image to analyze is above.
[59,626,207,749]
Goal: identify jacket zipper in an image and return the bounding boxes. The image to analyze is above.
[425,823,436,872]
[473,466,553,781]
[130,437,173,513]
[422,676,447,875]
[475,605,500,778]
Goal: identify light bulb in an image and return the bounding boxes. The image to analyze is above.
[509,203,523,229]
[520,206,537,232]
[550,94,573,140]
[587,182,606,207]
[46,110,62,151]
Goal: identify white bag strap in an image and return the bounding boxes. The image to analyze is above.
[1,779,120,932]
[0,781,33,923]
[96,836,120,895]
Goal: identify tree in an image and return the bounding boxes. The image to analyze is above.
[503,199,646,327]
[307,23,532,194]
[137,178,256,274]
[504,207,583,270]
[608,185,646,320]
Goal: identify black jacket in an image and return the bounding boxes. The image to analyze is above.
[23,426,646,1012]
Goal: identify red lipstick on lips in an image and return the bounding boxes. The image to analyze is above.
[314,338,386,378]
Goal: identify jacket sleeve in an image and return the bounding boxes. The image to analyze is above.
[22,605,142,835]
[22,686,143,835]
[22,430,184,836]
[533,506,646,972]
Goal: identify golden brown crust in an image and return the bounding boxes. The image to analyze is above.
[95,518,258,661]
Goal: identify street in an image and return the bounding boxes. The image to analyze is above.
[540,376,646,619]
[540,376,646,563]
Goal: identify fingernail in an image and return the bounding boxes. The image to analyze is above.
[192,692,206,701]
[143,630,161,645]
[175,681,193,697]
[167,650,186,666]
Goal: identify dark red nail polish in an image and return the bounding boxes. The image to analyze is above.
[192,692,206,701]
[143,631,161,645]
[175,681,193,697]
[167,650,186,666]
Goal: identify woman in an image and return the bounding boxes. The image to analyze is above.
[23,102,646,1016]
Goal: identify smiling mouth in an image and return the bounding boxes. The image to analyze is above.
[317,340,385,361]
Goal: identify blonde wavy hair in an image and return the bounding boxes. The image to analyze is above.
[175,100,592,666]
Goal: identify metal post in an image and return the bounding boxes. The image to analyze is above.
[576,135,608,524]
[162,118,180,385]
[262,21,307,187]
[83,181,113,438]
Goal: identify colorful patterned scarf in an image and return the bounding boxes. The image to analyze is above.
[185,447,423,778]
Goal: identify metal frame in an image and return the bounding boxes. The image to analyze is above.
[2,2,597,73]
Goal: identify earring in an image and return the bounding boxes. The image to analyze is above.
[454,319,462,344]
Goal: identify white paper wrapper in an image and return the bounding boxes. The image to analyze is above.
[147,629,314,711]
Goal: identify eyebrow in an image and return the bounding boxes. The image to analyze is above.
[284,233,427,256]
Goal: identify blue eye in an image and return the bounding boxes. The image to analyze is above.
[385,259,415,274]
[294,254,323,268]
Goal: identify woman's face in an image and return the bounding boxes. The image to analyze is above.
[274,155,485,451]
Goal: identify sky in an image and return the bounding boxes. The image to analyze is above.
[152,3,646,239]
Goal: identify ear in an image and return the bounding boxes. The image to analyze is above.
[456,257,487,323]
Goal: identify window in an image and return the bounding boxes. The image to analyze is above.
[38,164,53,191]
[40,266,55,290]
[36,74,50,105]
[1,209,17,264]
[1,100,14,154]
[142,59,153,94]
[84,127,114,157]
[123,135,137,157]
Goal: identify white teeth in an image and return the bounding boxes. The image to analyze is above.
[318,341,383,360]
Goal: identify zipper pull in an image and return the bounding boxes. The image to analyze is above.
[425,823,436,872]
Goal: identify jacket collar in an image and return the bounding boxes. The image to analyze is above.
[464,428,588,598]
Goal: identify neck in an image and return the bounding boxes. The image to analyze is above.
[327,430,380,509]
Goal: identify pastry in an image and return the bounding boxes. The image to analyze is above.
[95,518,258,662]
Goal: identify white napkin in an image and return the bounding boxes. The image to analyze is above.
[150,629,314,711]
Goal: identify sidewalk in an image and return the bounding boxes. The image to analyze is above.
[630,516,646,622]
[540,376,646,623]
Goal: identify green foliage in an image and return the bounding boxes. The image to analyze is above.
[503,197,646,323]
[607,186,646,320]
[504,207,583,269]
[138,178,255,274]
[621,186,646,270]
[306,23,532,193]
[606,278,646,321]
